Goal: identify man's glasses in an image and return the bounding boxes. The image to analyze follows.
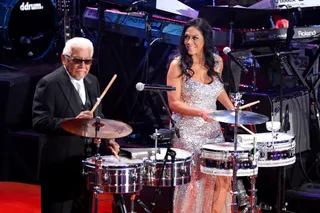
[65,55,93,65]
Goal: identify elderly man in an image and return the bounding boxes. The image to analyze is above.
[32,37,119,213]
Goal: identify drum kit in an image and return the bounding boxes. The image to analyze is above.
[60,93,296,213]
[199,93,296,213]
[61,116,194,213]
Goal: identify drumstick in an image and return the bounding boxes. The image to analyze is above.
[113,150,120,160]
[239,100,260,110]
[90,74,117,114]
[239,124,255,135]
[110,147,120,160]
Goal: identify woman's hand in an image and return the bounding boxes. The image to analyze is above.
[200,110,214,122]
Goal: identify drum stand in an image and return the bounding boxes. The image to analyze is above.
[231,93,260,213]
[240,139,260,213]
[231,92,242,213]
[91,117,104,213]
[91,118,130,213]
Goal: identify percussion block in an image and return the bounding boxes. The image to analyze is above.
[242,86,310,153]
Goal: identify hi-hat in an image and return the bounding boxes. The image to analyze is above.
[208,110,269,125]
[61,118,133,139]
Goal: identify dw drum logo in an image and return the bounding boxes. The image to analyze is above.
[20,2,44,11]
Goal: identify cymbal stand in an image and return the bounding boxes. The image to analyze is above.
[248,137,258,213]
[92,117,104,213]
[231,92,243,213]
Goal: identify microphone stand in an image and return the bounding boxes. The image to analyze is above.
[150,90,179,213]
[275,10,297,212]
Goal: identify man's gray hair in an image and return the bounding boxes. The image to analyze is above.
[62,37,94,57]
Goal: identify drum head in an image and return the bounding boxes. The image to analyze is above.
[6,0,57,60]
[86,155,144,167]
[238,132,295,144]
[202,142,251,151]
[153,148,193,161]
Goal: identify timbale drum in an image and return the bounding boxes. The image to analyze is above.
[143,148,194,187]
[200,143,259,177]
[83,155,144,194]
[238,132,296,167]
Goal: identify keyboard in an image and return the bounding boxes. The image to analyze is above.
[239,27,320,46]
[250,0,320,9]
[82,7,229,46]
[97,0,198,19]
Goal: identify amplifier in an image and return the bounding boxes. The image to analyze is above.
[242,87,310,153]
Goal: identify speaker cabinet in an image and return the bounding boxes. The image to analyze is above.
[242,87,310,153]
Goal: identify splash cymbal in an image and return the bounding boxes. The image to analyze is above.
[61,118,133,139]
[208,110,269,125]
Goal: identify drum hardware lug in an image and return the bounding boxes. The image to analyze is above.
[82,169,88,176]
[165,169,171,178]
[260,151,266,160]
[151,166,156,176]
[144,159,156,176]
[93,186,104,194]
[103,173,109,182]
[130,171,138,182]
[180,165,187,175]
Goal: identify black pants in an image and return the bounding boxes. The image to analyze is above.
[40,156,92,213]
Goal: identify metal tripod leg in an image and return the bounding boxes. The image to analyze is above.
[114,194,128,213]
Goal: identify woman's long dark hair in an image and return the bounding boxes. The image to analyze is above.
[177,18,221,83]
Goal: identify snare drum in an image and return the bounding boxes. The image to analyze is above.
[0,0,57,60]
[83,155,144,194]
[200,143,259,177]
[251,132,296,167]
[143,148,193,187]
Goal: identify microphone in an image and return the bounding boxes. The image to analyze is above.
[223,47,249,74]
[136,82,176,91]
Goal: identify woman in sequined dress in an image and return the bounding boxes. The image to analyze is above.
[166,18,235,213]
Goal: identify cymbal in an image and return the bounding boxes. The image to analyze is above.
[208,110,269,125]
[61,118,133,139]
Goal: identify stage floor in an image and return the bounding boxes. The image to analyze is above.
[0,182,113,213]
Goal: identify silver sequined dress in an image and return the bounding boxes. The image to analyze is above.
[172,59,225,213]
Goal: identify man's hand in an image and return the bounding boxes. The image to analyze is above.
[107,139,120,154]
[76,110,93,119]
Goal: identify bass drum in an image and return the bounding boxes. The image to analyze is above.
[0,0,57,60]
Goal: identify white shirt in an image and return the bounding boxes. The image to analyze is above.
[64,66,86,105]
